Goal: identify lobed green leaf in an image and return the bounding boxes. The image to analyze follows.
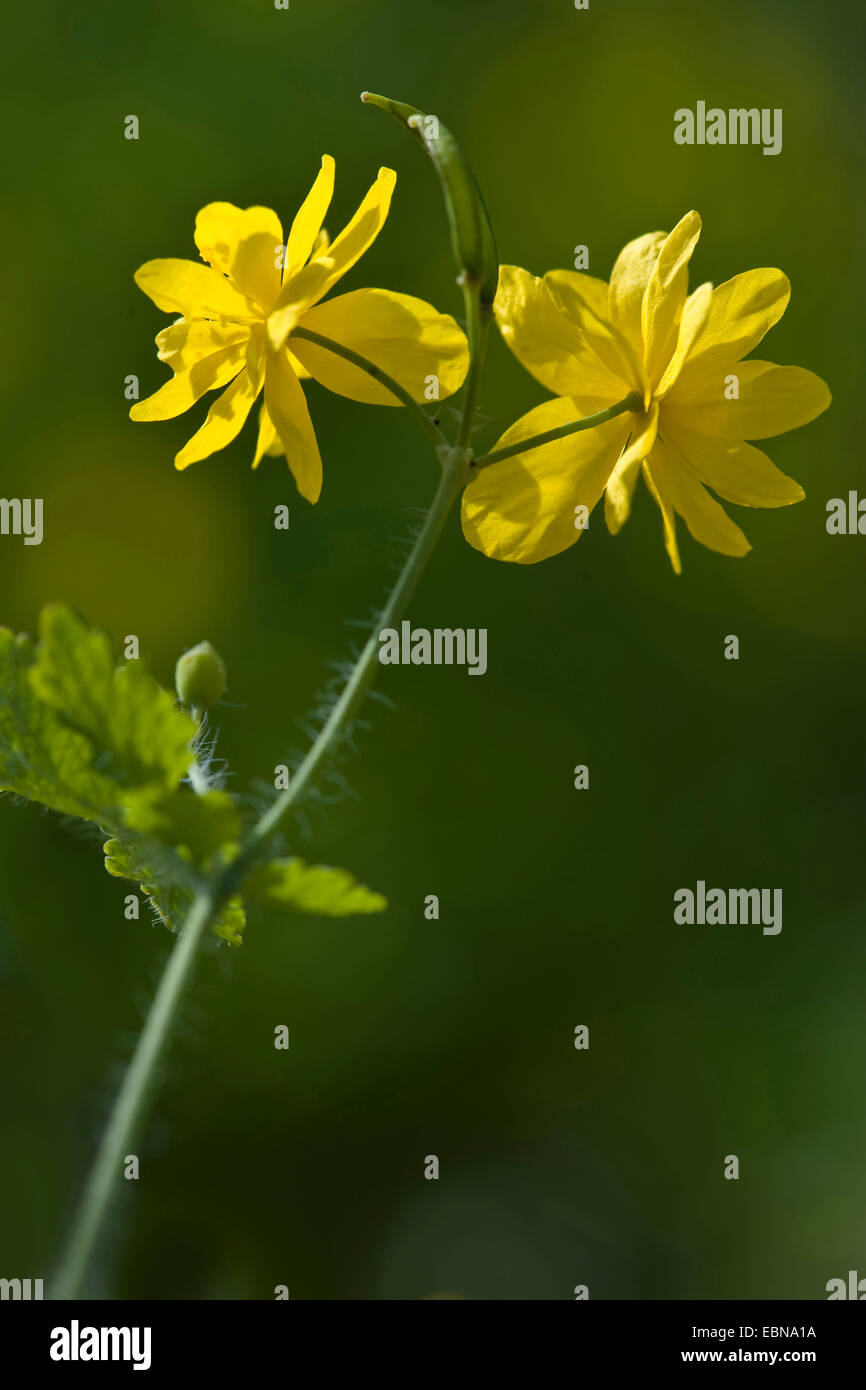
[243,858,387,917]
[0,605,387,946]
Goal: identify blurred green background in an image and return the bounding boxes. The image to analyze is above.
[0,0,863,1299]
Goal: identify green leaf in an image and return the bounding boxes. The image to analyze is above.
[124,786,241,867]
[0,605,246,942]
[0,607,196,827]
[0,628,100,822]
[243,858,387,916]
[32,605,195,793]
[0,605,385,948]
[104,835,185,930]
[104,836,246,946]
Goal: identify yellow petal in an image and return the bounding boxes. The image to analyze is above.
[641,456,681,573]
[494,265,631,401]
[174,367,261,470]
[264,349,323,503]
[660,421,804,508]
[601,404,659,534]
[155,319,249,372]
[244,333,265,394]
[565,392,627,417]
[252,404,283,467]
[644,438,752,571]
[268,167,396,350]
[288,351,311,380]
[315,165,395,290]
[619,401,659,470]
[134,259,258,320]
[609,231,666,356]
[461,397,630,563]
[286,155,335,278]
[544,269,611,321]
[546,269,644,389]
[676,268,791,389]
[194,203,284,311]
[291,288,469,404]
[130,344,246,421]
[655,282,713,397]
[604,453,642,534]
[664,360,832,439]
[641,211,702,388]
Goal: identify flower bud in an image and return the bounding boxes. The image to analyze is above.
[175,640,226,711]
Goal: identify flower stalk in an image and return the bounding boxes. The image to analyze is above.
[472,391,644,469]
[290,326,445,448]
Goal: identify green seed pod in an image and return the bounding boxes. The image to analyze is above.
[175,641,226,712]
[361,91,499,307]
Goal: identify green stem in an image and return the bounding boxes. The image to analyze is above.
[52,447,469,1299]
[245,450,467,848]
[472,391,643,469]
[291,327,445,450]
[456,290,492,451]
[52,886,219,1299]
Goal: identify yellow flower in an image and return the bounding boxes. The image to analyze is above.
[131,156,469,502]
[462,211,831,570]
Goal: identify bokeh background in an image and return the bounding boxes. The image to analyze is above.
[1,0,863,1299]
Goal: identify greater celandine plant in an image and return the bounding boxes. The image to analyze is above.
[0,92,830,1299]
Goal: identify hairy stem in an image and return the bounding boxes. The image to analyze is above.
[246,450,467,848]
[52,446,469,1299]
[52,886,219,1299]
[472,391,644,469]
